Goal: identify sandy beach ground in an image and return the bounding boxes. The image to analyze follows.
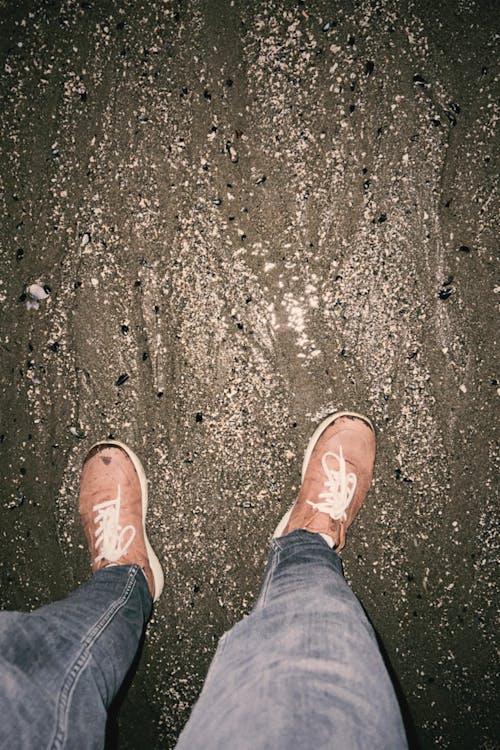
[0,0,498,747]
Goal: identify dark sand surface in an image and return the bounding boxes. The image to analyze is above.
[0,0,498,747]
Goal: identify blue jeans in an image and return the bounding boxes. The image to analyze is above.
[0,532,408,749]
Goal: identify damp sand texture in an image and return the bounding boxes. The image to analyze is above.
[0,1,498,749]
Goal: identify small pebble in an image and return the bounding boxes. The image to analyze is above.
[115,373,129,386]
[413,73,428,85]
[438,287,454,300]
[445,111,457,126]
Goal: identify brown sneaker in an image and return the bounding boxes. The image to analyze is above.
[79,440,164,601]
[274,412,376,550]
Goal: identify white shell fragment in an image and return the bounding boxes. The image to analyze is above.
[27,283,49,301]
[81,232,91,247]
[26,282,50,310]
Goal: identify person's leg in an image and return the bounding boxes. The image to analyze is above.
[0,564,151,750]
[0,439,164,750]
[176,412,408,750]
[177,532,407,750]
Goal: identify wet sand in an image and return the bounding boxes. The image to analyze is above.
[0,0,498,747]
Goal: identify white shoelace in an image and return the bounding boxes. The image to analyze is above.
[307,445,357,521]
[93,486,136,564]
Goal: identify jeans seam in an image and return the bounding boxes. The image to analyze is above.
[256,541,281,610]
[49,565,140,750]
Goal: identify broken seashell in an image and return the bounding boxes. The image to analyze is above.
[26,283,50,309]
[27,283,49,301]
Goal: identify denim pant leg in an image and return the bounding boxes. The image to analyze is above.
[176,530,408,750]
[0,564,151,750]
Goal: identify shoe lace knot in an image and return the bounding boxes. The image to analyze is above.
[93,486,136,564]
[307,445,357,521]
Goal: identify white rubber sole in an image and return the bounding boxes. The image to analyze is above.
[273,411,375,539]
[89,439,165,602]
